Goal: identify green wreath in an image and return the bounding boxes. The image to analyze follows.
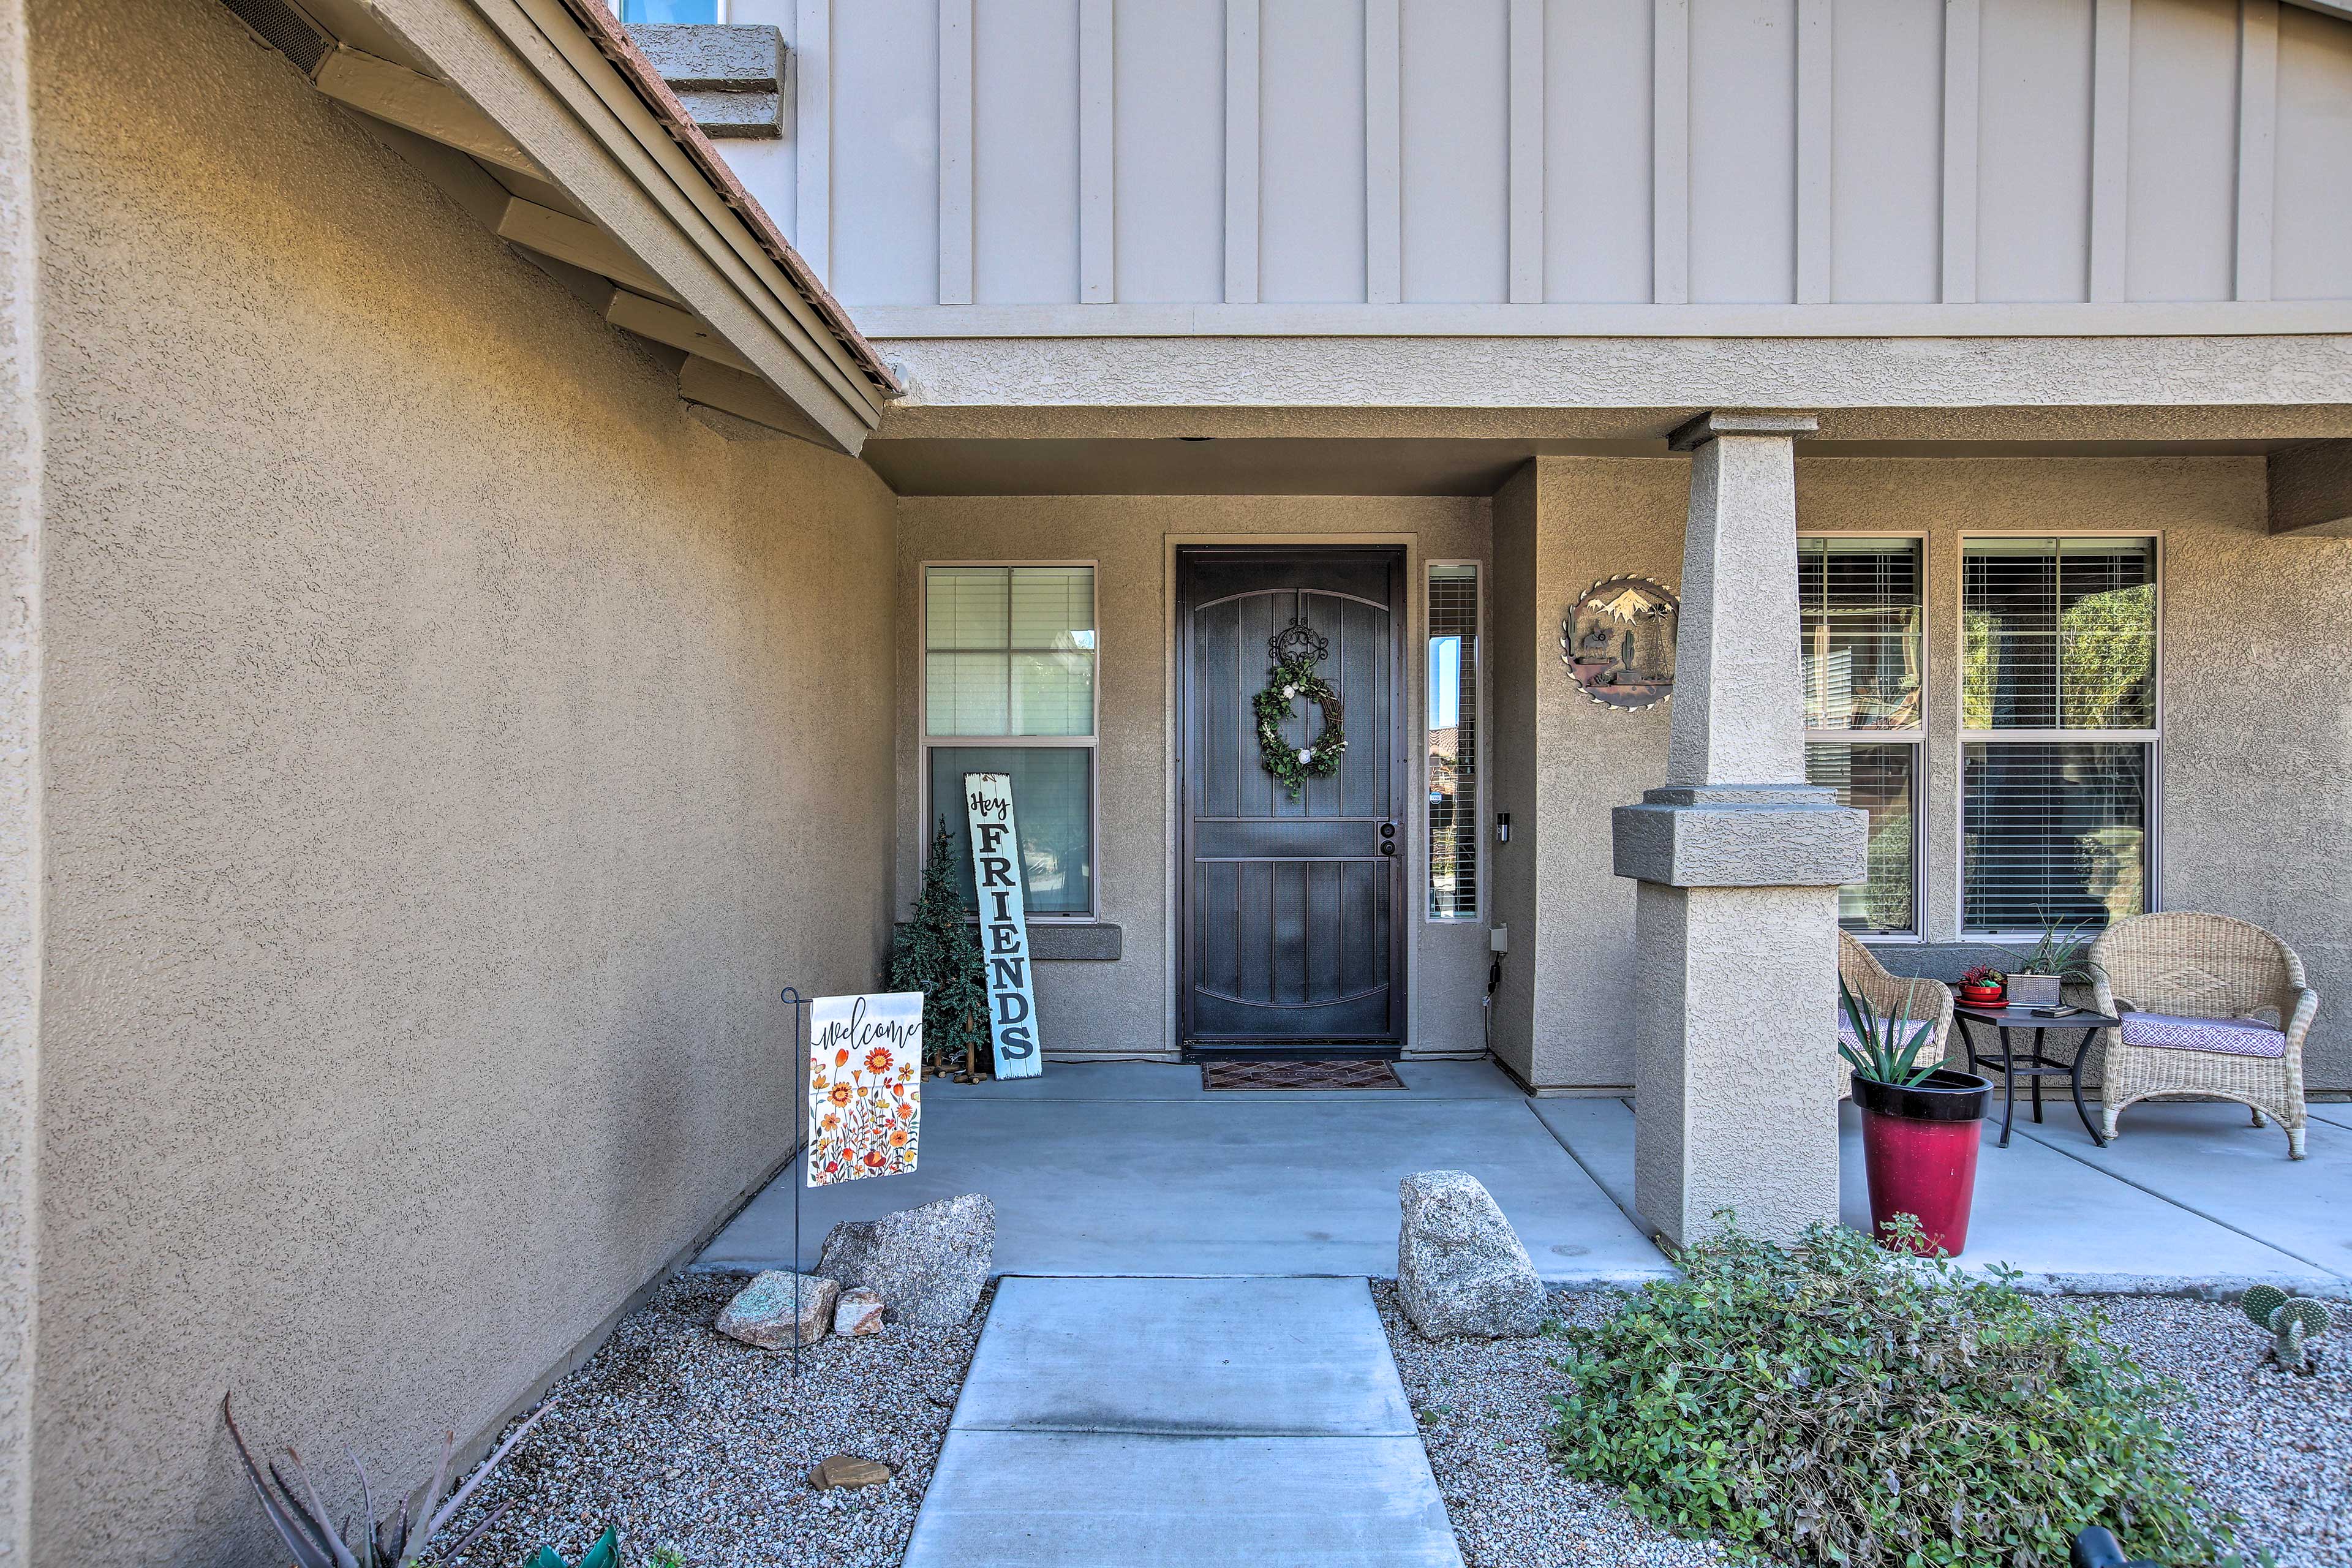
[1253,653,1346,798]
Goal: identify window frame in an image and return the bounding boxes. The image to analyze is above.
[1953,532,2163,940]
[1798,531,1927,941]
[919,559,1102,924]
[1425,559,1485,924]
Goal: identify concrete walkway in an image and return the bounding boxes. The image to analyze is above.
[701,1058,2350,1296]
[700,1061,1668,1284]
[903,1276,1463,1567]
[1532,1094,2351,1297]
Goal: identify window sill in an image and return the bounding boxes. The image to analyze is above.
[1028,923,1122,962]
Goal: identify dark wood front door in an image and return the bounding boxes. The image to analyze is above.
[1178,546,1406,1047]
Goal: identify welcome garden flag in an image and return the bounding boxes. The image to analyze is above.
[807,992,922,1186]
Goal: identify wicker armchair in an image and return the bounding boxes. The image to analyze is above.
[2090,912,2318,1159]
[1838,931,1955,1064]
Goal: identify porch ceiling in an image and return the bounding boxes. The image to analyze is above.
[862,433,2296,499]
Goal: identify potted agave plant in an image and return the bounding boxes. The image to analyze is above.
[1842,978,1992,1256]
[2004,908,2100,1008]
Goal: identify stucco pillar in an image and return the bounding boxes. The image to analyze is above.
[0,0,36,1550]
[1611,412,1863,1248]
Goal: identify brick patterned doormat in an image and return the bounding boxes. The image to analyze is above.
[1200,1059,1406,1091]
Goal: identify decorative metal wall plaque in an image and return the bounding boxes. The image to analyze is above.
[1561,576,1678,710]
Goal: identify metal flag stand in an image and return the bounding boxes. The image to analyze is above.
[780,986,812,1381]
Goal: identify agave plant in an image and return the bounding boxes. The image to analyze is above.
[2015,907,2103,981]
[223,1392,549,1568]
[1838,975,1940,1087]
[532,1526,620,1568]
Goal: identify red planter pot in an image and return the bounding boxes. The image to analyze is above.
[1959,985,2005,1006]
[1851,1069,1994,1256]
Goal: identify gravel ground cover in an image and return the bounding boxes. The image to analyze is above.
[1377,1283,2352,1568]
[431,1272,992,1568]
[2093,1297,2352,1568]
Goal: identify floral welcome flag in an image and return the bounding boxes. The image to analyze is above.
[808,992,922,1186]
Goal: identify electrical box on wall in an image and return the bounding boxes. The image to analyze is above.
[1490,926,1508,954]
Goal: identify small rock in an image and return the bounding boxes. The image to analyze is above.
[816,1193,994,1330]
[834,1287,886,1337]
[1396,1169,1545,1340]
[808,1453,892,1490]
[716,1270,840,1349]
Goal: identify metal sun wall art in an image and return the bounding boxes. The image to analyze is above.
[1561,576,1678,710]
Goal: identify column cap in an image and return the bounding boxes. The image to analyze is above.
[1666,410,1822,451]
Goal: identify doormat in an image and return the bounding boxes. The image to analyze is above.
[1201,1059,1405,1091]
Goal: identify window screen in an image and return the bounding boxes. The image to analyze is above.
[924,747,1094,918]
[1806,742,1917,936]
[1428,565,1479,920]
[1963,742,2148,930]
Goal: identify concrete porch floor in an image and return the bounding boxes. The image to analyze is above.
[697,1060,2351,1297]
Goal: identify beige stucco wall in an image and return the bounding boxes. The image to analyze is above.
[0,0,39,1551]
[894,496,1493,1057]
[1491,454,2352,1093]
[25,0,898,1561]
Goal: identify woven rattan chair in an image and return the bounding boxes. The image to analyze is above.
[1838,930,1954,1063]
[2090,912,2318,1159]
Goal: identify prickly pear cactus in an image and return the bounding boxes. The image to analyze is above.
[2240,1285,2334,1373]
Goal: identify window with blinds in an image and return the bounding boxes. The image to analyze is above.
[1961,538,2156,933]
[1800,537,1921,935]
[923,565,1097,918]
[1427,564,1479,921]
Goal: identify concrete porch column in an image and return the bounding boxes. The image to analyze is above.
[1611,412,1865,1248]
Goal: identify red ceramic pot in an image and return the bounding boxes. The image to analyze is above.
[1851,1069,1994,1256]
[1959,984,2005,1006]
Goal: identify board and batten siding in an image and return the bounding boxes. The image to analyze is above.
[726,0,2352,326]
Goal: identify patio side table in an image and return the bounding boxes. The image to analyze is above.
[1949,998,2122,1149]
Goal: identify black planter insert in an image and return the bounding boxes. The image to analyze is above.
[1850,1068,1992,1122]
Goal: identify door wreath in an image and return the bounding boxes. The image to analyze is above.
[1253,619,1346,798]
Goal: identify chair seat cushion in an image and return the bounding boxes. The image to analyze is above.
[2118,1011,2287,1060]
[1837,1013,1934,1055]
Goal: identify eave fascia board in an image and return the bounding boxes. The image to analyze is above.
[353,0,885,453]
[2287,0,2352,22]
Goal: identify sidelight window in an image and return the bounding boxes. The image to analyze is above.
[922,564,1097,918]
[1800,537,1923,935]
[1427,564,1480,921]
[1961,538,2157,933]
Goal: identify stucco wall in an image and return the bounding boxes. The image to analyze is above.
[894,495,1492,1057]
[26,0,898,1561]
[1494,454,2352,1091]
[0,0,39,1551]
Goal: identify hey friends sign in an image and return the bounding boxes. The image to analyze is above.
[962,773,1042,1078]
[807,992,922,1186]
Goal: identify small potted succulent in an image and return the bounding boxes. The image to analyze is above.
[1957,964,2005,1006]
[2004,909,2101,1008]
[1841,977,1992,1256]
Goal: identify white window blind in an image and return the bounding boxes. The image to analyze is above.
[1961,538,2156,933]
[1800,537,1921,935]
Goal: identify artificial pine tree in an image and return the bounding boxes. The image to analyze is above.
[888,818,991,1076]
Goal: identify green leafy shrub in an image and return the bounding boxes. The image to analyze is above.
[1547,1219,2254,1568]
